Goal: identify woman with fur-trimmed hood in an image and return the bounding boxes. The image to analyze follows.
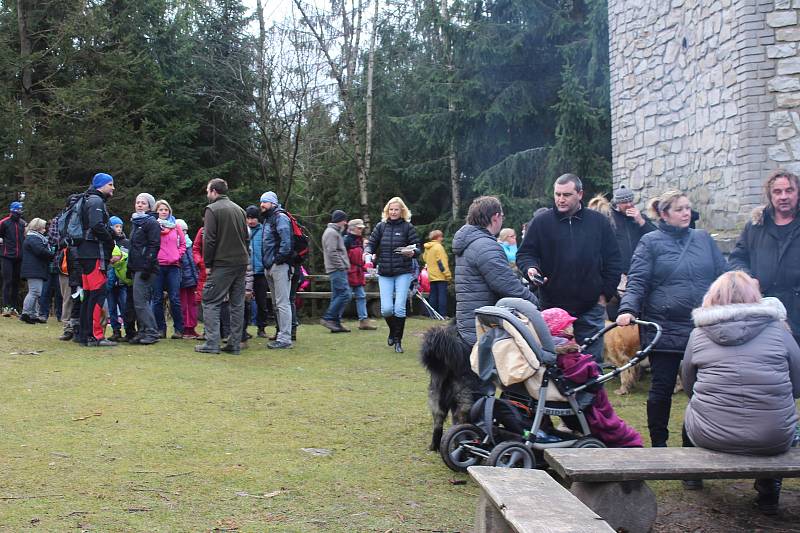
[682,272,800,513]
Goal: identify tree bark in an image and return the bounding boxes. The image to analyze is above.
[363,0,379,227]
[17,0,32,95]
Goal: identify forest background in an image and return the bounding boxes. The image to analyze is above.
[0,0,611,269]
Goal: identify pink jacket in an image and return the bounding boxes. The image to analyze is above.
[158,226,186,266]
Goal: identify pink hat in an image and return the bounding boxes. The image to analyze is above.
[541,308,577,336]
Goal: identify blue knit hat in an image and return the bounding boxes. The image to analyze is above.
[260,191,279,205]
[109,216,123,227]
[92,172,114,189]
[9,201,23,212]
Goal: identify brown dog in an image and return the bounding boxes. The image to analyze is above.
[603,321,683,395]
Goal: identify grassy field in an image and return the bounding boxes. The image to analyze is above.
[0,315,797,532]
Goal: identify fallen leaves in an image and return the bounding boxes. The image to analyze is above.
[72,412,102,422]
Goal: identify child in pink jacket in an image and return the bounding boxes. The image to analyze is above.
[153,199,186,338]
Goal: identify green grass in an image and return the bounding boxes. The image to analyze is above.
[0,317,796,532]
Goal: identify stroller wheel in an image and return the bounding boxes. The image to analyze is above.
[440,423,486,473]
[488,441,536,469]
[573,436,606,448]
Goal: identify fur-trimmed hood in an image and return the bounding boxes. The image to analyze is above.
[692,298,787,346]
[750,205,767,225]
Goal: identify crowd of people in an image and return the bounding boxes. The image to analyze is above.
[2,169,799,511]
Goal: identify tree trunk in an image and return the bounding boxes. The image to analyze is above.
[363,0,379,227]
[17,0,32,95]
[440,0,460,220]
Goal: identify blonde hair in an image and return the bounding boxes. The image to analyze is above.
[382,197,411,222]
[702,271,762,307]
[428,229,443,240]
[498,228,516,243]
[27,218,46,233]
[154,199,172,216]
[587,194,614,228]
[650,190,687,220]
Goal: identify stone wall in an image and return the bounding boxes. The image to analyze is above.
[609,0,797,238]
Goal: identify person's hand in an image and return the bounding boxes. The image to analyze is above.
[245,290,253,302]
[598,294,607,306]
[616,313,635,326]
[527,267,547,287]
[363,253,373,264]
[205,267,211,276]
[625,206,645,226]
[400,248,415,257]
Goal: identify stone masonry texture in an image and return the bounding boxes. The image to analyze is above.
[609,0,800,238]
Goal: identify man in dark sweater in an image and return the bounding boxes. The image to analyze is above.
[516,174,622,362]
[196,178,249,355]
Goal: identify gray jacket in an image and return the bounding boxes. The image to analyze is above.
[452,224,538,346]
[682,299,800,456]
[322,223,350,273]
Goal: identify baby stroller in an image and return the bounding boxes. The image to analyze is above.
[439,298,661,471]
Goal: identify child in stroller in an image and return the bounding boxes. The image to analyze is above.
[439,298,659,471]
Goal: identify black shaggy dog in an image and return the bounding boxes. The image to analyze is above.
[419,322,482,451]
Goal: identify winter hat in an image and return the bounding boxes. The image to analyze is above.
[348,218,365,229]
[109,216,123,227]
[260,191,279,205]
[612,185,634,205]
[136,193,156,211]
[541,307,577,337]
[92,172,114,189]
[175,218,188,233]
[331,209,348,223]
[9,201,23,212]
[245,205,260,219]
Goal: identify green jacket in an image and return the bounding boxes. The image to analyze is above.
[203,195,249,268]
[111,244,132,286]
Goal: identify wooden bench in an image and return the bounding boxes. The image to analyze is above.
[544,447,800,533]
[468,466,615,533]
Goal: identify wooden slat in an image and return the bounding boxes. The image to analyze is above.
[544,448,800,482]
[469,466,615,533]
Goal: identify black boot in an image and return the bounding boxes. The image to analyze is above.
[394,317,405,353]
[754,478,782,515]
[385,316,396,346]
[646,398,670,447]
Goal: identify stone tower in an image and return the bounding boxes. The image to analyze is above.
[609,0,800,239]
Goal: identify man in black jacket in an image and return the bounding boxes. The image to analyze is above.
[77,173,116,347]
[517,174,622,363]
[730,169,800,344]
[0,201,26,315]
[453,196,538,346]
[128,192,162,344]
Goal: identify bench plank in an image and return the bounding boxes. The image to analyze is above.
[545,448,800,482]
[468,466,614,533]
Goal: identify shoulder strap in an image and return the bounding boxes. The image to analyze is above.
[652,230,695,288]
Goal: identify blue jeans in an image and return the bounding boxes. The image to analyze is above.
[152,265,183,333]
[323,270,351,323]
[572,302,606,363]
[428,280,448,317]
[107,283,128,333]
[350,285,368,320]
[378,273,413,318]
[39,272,62,320]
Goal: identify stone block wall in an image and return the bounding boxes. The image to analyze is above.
[609,0,797,238]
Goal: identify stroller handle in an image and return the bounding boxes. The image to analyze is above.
[570,319,662,395]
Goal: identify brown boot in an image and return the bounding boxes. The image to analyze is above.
[358,319,377,330]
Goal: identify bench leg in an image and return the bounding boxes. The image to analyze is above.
[474,491,514,533]
[570,480,657,533]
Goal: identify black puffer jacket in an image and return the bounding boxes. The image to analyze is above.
[365,218,420,277]
[128,213,161,274]
[452,224,538,345]
[619,222,728,352]
[729,206,800,340]
[21,232,54,280]
[0,213,26,259]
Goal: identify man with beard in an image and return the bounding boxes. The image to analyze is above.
[76,173,117,347]
[195,179,249,355]
[730,169,800,345]
[516,173,622,363]
[0,201,26,315]
[453,195,538,347]
[259,191,294,349]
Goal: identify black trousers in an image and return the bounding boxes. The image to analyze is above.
[647,350,683,447]
[253,273,272,328]
[0,256,21,310]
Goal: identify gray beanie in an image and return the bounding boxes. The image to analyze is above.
[136,192,156,211]
[612,185,634,205]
